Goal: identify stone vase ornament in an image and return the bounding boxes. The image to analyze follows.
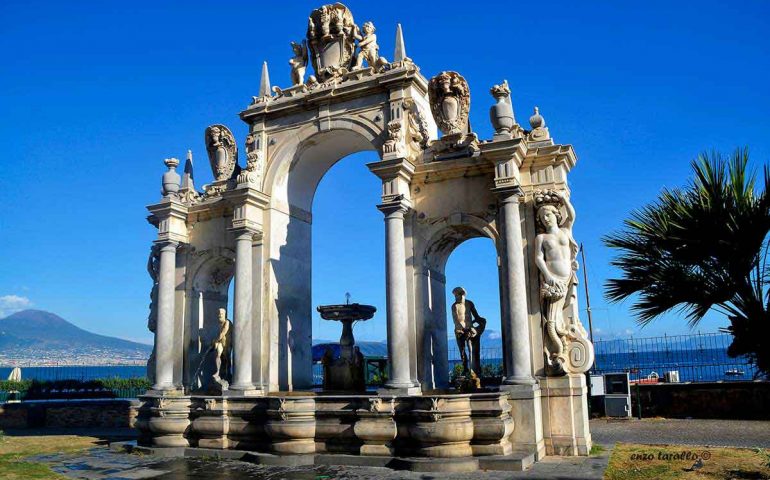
[489,80,514,136]
[161,157,180,197]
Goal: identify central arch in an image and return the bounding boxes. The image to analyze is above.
[264,125,384,391]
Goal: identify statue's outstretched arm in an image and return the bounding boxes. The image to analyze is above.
[561,191,575,229]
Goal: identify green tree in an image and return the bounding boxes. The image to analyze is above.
[604,148,770,378]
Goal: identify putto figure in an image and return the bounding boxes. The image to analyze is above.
[451,287,487,376]
[289,40,308,85]
[534,189,593,375]
[353,21,387,70]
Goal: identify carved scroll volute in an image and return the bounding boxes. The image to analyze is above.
[428,71,471,136]
[306,3,357,82]
[205,125,239,182]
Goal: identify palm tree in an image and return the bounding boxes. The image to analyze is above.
[604,148,770,378]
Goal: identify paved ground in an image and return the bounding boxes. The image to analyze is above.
[24,418,770,480]
[590,418,770,448]
[33,447,611,480]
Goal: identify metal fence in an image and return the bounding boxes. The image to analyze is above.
[591,331,760,382]
[446,332,760,383]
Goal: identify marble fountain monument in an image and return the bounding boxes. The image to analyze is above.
[135,3,595,472]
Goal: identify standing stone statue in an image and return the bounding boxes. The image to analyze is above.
[211,308,233,390]
[146,245,160,383]
[451,287,487,377]
[534,189,593,375]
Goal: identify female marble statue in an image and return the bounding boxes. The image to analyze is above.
[534,190,579,371]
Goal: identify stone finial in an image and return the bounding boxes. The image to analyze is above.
[529,106,545,129]
[529,106,550,141]
[259,61,271,98]
[394,23,407,63]
[161,157,181,197]
[181,150,194,191]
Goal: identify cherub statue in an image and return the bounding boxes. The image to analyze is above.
[534,190,579,372]
[353,21,387,70]
[211,308,233,388]
[451,287,487,376]
[289,40,308,86]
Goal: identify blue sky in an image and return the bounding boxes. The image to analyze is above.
[1,1,768,345]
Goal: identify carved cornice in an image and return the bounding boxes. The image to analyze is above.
[146,198,189,243]
[521,143,577,172]
[366,157,415,183]
[240,64,428,123]
[478,137,528,167]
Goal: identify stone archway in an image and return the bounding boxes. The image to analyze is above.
[262,127,384,390]
[417,214,501,388]
[185,247,235,390]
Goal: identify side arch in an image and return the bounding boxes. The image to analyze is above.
[415,214,502,389]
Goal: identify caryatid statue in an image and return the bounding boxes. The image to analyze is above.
[451,287,487,376]
[534,190,594,375]
[211,307,233,388]
[146,245,160,383]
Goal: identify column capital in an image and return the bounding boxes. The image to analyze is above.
[377,196,411,217]
[153,239,180,250]
[147,197,189,244]
[491,184,524,201]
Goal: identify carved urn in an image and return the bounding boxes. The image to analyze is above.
[489,80,514,135]
[161,157,180,197]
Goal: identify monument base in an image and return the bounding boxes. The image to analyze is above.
[540,374,592,456]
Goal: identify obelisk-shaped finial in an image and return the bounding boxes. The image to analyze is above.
[181,149,195,191]
[259,61,271,98]
[394,24,407,63]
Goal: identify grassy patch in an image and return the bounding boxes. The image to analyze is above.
[590,444,606,456]
[605,443,770,480]
[0,435,103,480]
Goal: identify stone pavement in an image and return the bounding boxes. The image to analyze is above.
[590,418,770,448]
[33,446,611,480]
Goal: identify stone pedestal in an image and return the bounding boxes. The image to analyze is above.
[470,392,513,456]
[503,384,545,460]
[540,374,592,456]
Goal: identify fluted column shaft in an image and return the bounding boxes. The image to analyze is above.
[497,188,536,385]
[231,230,255,390]
[153,241,178,390]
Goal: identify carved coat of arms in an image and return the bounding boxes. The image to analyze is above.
[306,3,357,81]
[205,124,239,182]
[428,71,471,136]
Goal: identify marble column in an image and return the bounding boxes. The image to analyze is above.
[153,240,178,391]
[496,187,536,385]
[230,229,255,391]
[378,202,417,392]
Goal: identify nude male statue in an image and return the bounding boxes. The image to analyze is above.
[211,308,233,386]
[451,287,487,376]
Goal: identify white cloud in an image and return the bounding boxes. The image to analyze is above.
[0,295,32,318]
[486,330,502,340]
